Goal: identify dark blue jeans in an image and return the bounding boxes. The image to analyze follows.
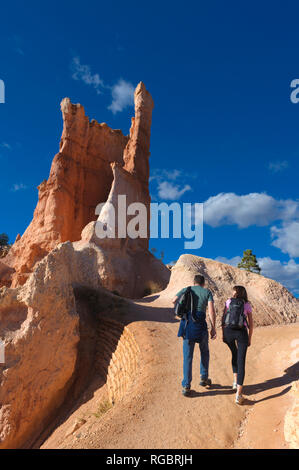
[182,330,209,388]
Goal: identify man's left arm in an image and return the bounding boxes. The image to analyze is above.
[208,300,217,339]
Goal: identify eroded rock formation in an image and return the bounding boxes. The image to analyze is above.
[72,82,170,297]
[0,239,137,449]
[0,261,14,287]
[2,82,169,294]
[2,96,129,287]
[0,243,81,449]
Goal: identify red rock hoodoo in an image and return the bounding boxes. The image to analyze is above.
[1,82,160,289]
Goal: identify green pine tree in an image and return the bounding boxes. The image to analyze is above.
[0,233,9,247]
[237,249,261,274]
[0,233,10,258]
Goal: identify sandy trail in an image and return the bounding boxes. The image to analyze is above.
[41,295,299,449]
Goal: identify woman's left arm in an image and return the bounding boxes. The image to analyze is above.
[247,310,253,346]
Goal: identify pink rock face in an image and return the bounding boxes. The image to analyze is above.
[0,241,102,449]
[123,82,154,184]
[0,261,14,287]
[3,85,155,287]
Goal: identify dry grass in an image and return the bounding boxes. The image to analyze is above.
[93,400,112,419]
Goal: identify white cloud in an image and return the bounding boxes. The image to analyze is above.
[71,57,105,95]
[70,58,134,114]
[150,168,198,183]
[204,193,277,227]
[150,168,196,201]
[167,260,177,267]
[157,181,191,200]
[11,183,27,192]
[1,142,11,149]
[268,160,289,173]
[163,169,182,181]
[202,192,299,228]
[258,257,299,294]
[271,221,299,258]
[215,256,242,266]
[216,255,299,295]
[108,79,135,114]
[202,192,299,259]
[150,169,178,183]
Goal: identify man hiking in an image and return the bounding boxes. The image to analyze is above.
[172,274,217,396]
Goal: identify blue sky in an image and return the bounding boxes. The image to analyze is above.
[1,1,299,295]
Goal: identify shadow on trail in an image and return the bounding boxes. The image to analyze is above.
[184,361,299,405]
[136,294,161,303]
[185,384,292,406]
[242,386,292,405]
[243,361,299,403]
[186,384,234,398]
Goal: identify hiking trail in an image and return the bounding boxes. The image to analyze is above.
[40,294,299,449]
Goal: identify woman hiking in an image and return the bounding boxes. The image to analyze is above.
[222,285,253,405]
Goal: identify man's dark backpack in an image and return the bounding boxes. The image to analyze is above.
[174,287,198,322]
[224,298,248,329]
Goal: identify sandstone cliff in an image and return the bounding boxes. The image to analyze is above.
[0,243,81,448]
[0,239,139,449]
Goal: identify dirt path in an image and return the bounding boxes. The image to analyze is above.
[41,295,299,449]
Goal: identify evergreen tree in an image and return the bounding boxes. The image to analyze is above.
[237,249,261,274]
[0,233,11,258]
[0,233,9,247]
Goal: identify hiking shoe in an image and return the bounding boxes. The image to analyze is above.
[235,394,244,405]
[182,386,191,396]
[232,382,237,391]
[200,378,212,387]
